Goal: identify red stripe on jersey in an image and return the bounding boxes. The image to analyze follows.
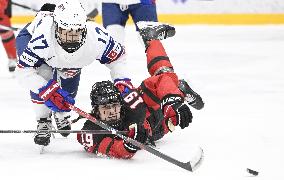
[97,137,113,155]
[17,63,24,68]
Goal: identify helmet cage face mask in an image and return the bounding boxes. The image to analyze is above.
[97,103,122,125]
[90,81,124,127]
[53,0,87,53]
[55,22,87,53]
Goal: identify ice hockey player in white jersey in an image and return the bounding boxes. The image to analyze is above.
[14,0,129,147]
[101,0,157,44]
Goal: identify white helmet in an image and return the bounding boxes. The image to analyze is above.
[53,0,87,53]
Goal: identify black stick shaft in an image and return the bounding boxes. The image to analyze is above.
[12,2,38,12]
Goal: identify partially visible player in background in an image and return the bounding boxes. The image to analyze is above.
[14,0,130,147]
[0,0,17,72]
[77,22,204,159]
[101,0,157,44]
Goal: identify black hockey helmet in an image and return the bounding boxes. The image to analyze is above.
[90,81,122,108]
[90,81,124,127]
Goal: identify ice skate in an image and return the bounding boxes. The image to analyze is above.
[178,79,204,110]
[34,118,53,146]
[53,112,71,137]
[137,21,176,41]
[8,59,17,72]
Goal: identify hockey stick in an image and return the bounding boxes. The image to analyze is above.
[66,102,203,172]
[0,24,20,31]
[0,130,128,134]
[12,2,38,12]
[12,1,98,19]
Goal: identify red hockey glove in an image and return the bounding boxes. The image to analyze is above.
[124,123,148,153]
[39,80,75,112]
[161,95,192,130]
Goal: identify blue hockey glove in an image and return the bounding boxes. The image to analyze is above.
[114,78,134,96]
[39,80,75,112]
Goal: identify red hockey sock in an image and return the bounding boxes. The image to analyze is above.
[0,15,16,59]
[146,40,173,76]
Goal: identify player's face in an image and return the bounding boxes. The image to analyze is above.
[98,103,121,122]
[57,27,83,43]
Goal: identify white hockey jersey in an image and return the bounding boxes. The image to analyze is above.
[16,11,128,93]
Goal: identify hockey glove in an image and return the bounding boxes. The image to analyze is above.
[161,95,192,130]
[114,78,134,96]
[124,123,148,153]
[39,80,75,112]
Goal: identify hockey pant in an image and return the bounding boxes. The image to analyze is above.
[140,40,183,110]
[102,3,157,31]
[139,40,184,140]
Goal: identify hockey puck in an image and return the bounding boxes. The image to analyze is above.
[247,168,259,176]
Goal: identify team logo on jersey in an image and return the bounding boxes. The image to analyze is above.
[106,44,124,63]
[107,49,118,61]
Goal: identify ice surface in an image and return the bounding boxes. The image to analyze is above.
[0,25,284,179]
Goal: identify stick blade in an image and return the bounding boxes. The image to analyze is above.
[181,147,203,171]
[189,147,204,171]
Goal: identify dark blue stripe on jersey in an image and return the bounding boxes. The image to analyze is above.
[34,59,47,67]
[36,19,42,28]
[116,44,125,60]
[24,47,42,60]
[17,59,31,68]
[16,23,31,57]
[100,37,124,64]
[100,36,115,64]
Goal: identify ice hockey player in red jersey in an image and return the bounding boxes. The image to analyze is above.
[0,0,17,72]
[77,80,148,159]
[77,22,204,158]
